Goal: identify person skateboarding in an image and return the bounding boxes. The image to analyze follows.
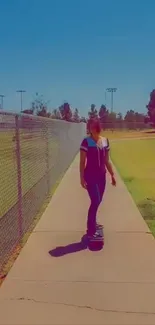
[80,117,116,240]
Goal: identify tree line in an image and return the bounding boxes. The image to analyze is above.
[22,90,155,129]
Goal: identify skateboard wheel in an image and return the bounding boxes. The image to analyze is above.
[88,240,104,251]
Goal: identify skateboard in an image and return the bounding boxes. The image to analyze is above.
[88,224,104,251]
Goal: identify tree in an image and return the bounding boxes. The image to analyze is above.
[144,115,150,124]
[30,93,50,117]
[72,108,80,122]
[80,116,87,123]
[107,112,117,130]
[134,112,145,129]
[124,110,136,129]
[88,104,98,119]
[99,104,109,128]
[134,112,144,121]
[117,112,123,120]
[51,108,62,119]
[124,110,145,129]
[37,107,50,117]
[59,102,72,121]
[146,89,155,126]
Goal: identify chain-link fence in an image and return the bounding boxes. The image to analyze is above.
[0,111,85,275]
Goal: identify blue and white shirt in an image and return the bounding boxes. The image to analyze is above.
[80,136,110,182]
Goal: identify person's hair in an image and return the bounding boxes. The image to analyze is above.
[87,117,101,134]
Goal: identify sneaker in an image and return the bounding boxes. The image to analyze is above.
[86,230,97,239]
[87,226,103,238]
[94,231,101,237]
[96,223,103,230]
[89,231,102,241]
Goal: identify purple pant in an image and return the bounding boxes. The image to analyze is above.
[86,177,106,235]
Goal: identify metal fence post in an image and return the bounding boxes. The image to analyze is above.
[45,122,50,194]
[15,115,22,239]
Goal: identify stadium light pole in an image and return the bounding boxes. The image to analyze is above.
[0,94,5,110]
[105,90,107,107]
[106,88,117,112]
[16,90,26,112]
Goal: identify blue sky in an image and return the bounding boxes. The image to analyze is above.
[0,0,155,117]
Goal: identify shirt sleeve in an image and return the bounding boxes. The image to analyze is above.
[80,138,88,152]
[105,138,110,151]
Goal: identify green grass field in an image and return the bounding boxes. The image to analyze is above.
[110,138,155,236]
[0,131,58,217]
[103,128,155,140]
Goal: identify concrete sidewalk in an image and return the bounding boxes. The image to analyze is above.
[0,155,155,324]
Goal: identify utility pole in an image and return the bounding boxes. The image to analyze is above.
[105,90,107,107]
[106,88,117,112]
[16,90,26,112]
[0,95,5,110]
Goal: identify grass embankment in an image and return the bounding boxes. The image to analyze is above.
[103,129,154,140]
[110,138,155,236]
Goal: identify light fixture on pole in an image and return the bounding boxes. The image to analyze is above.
[16,90,26,112]
[106,88,117,112]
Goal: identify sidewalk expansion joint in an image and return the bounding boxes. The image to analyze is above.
[115,230,152,234]
[11,279,155,285]
[7,298,155,315]
[33,230,85,233]
[32,230,152,234]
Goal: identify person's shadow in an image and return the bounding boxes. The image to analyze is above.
[49,235,88,257]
